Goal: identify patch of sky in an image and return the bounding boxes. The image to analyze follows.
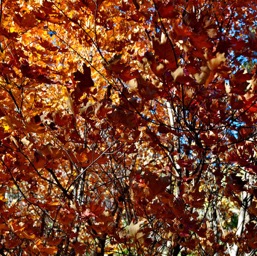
[237,55,248,64]
[227,129,238,139]
[46,30,59,50]
[48,30,57,37]
[225,119,246,140]
[114,5,125,14]
[150,109,156,115]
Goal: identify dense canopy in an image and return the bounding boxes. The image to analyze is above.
[0,0,257,255]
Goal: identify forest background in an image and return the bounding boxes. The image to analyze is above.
[0,0,257,255]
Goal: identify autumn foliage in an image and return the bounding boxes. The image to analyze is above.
[1,0,257,255]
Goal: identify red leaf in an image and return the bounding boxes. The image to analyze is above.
[73,63,94,98]
[158,3,178,18]
[230,95,244,109]
[72,242,87,255]
[153,36,176,66]
[20,61,53,83]
[190,34,213,49]
[38,39,58,51]
[74,64,94,88]
[14,12,38,28]
[107,108,138,129]
[0,27,19,40]
[80,208,96,219]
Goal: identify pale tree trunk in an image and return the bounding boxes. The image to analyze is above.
[166,101,180,198]
[230,191,252,256]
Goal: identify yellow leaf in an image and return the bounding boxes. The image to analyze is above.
[38,246,58,254]
[0,116,13,132]
[127,219,146,237]
[171,66,184,81]
[21,232,36,240]
[0,194,6,202]
[207,52,226,70]
[127,78,138,92]
[194,66,210,84]
[0,223,8,231]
